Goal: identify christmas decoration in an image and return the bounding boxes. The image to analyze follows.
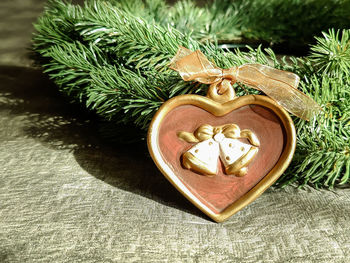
[147,47,320,221]
[178,123,260,177]
[32,0,350,189]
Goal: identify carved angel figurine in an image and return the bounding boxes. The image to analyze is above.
[178,124,260,177]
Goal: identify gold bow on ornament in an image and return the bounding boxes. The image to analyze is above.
[178,124,260,177]
[170,46,321,121]
[178,124,259,145]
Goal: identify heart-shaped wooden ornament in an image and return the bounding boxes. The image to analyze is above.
[147,93,296,222]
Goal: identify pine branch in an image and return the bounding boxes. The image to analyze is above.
[32,0,350,188]
[278,73,350,188]
[310,29,350,76]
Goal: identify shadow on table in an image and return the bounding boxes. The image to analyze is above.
[0,65,207,220]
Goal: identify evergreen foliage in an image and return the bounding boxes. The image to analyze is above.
[32,0,350,188]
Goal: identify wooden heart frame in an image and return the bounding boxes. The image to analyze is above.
[147,94,296,222]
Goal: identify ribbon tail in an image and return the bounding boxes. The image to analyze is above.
[258,83,322,120]
[236,64,321,120]
[169,46,193,66]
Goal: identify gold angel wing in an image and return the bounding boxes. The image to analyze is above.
[236,64,321,120]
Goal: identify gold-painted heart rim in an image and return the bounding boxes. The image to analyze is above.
[147,94,296,222]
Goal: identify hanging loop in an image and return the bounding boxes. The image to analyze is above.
[207,79,236,103]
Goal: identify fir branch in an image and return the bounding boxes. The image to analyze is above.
[74,0,201,72]
[310,29,350,76]
[32,0,350,189]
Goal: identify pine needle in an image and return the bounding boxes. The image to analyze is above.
[32,0,350,188]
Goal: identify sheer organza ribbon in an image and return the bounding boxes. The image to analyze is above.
[170,46,321,120]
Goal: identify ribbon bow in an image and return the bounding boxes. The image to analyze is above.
[170,46,321,121]
[178,124,260,176]
[178,124,259,145]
